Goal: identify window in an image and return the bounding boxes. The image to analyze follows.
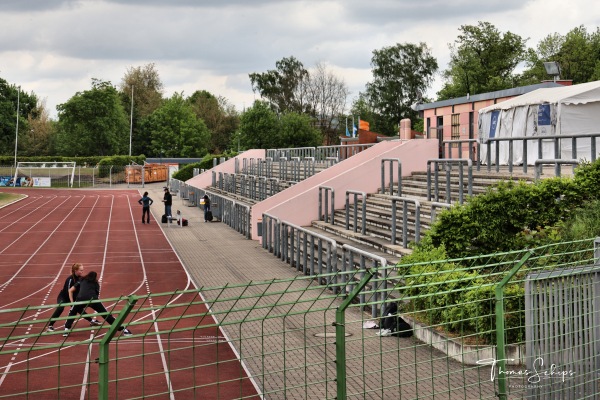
[451,113,460,146]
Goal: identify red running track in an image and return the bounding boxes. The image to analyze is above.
[0,189,260,399]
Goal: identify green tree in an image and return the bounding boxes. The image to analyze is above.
[365,42,438,135]
[188,90,239,153]
[22,100,54,156]
[522,26,600,85]
[143,93,210,158]
[279,112,322,148]
[119,63,164,156]
[249,56,309,113]
[55,79,128,156]
[437,21,527,100]
[237,101,280,150]
[0,78,38,156]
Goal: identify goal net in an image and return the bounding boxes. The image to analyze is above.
[13,162,76,188]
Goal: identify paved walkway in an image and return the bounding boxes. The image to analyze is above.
[141,182,495,400]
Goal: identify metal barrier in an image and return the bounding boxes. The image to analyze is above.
[426,158,473,204]
[318,186,335,225]
[381,158,402,196]
[345,190,367,235]
[534,158,579,180]
[430,201,452,224]
[483,132,600,174]
[389,196,421,247]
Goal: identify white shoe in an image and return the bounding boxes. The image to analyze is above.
[122,328,133,336]
[90,319,101,326]
[63,329,70,337]
[47,326,55,332]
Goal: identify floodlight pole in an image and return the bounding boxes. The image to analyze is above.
[14,87,20,168]
[129,86,134,158]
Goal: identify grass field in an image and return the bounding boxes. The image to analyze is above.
[0,192,25,207]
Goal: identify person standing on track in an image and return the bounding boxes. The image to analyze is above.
[47,263,100,331]
[138,191,153,224]
[63,271,132,337]
[162,187,172,218]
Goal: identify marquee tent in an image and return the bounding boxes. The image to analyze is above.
[477,80,600,165]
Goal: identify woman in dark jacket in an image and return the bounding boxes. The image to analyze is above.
[63,271,132,337]
[202,195,211,222]
[138,191,153,224]
[47,263,100,331]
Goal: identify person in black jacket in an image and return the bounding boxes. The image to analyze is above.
[138,191,153,224]
[162,187,172,218]
[63,271,132,337]
[47,263,100,331]
[202,194,211,222]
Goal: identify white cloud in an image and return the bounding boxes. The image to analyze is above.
[0,0,598,118]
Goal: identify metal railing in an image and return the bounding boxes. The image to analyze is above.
[345,190,367,235]
[426,158,473,204]
[534,158,579,180]
[381,158,402,196]
[318,186,335,225]
[389,196,421,247]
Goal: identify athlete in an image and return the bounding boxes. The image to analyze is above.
[138,191,154,224]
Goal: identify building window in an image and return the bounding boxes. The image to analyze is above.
[451,113,460,146]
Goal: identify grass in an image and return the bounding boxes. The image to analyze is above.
[0,191,26,207]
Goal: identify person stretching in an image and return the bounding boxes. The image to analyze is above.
[138,191,153,224]
[63,271,132,337]
[47,263,100,331]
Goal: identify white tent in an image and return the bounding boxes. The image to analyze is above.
[478,81,600,165]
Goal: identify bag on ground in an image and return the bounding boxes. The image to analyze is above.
[161,214,168,223]
[206,210,213,222]
[177,218,188,226]
[379,303,413,338]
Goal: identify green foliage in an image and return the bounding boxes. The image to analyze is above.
[97,155,145,167]
[237,101,280,149]
[55,79,129,156]
[365,42,438,135]
[437,22,527,100]
[249,56,309,114]
[172,151,238,181]
[0,79,38,156]
[278,112,322,148]
[188,90,239,154]
[143,93,210,158]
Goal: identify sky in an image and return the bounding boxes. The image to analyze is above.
[1,0,599,119]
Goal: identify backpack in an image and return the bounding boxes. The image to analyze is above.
[177,218,188,226]
[380,303,413,337]
[161,214,168,223]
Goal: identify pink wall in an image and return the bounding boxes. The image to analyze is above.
[185,149,266,188]
[252,139,439,242]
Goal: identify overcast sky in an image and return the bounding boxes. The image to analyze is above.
[1,0,599,119]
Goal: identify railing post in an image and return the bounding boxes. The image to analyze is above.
[335,268,375,400]
[98,296,138,400]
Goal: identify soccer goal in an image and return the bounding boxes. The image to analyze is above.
[13,162,76,188]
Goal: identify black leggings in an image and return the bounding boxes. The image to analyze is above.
[64,300,123,330]
[49,295,92,326]
[142,206,150,222]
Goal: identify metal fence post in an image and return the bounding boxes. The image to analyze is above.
[98,296,138,400]
[335,268,375,400]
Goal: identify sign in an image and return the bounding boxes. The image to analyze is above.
[489,110,500,138]
[538,104,551,126]
[33,177,51,187]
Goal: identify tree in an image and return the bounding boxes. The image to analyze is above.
[55,79,128,156]
[522,26,600,85]
[279,112,322,148]
[237,101,280,150]
[188,90,239,153]
[365,42,438,135]
[22,100,54,156]
[249,56,309,113]
[0,78,38,156]
[119,63,164,156]
[143,93,210,158]
[304,62,349,145]
[437,22,527,100]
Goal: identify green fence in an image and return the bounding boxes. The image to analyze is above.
[1,238,598,399]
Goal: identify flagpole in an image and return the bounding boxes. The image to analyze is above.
[129,86,134,158]
[14,87,20,168]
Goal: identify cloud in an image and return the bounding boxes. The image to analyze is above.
[1,0,598,118]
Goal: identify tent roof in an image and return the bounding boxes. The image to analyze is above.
[479,80,600,113]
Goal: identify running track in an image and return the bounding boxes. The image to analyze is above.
[0,189,260,399]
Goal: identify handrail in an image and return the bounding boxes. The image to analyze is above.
[345,190,367,235]
[426,159,473,204]
[381,158,402,196]
[534,159,579,180]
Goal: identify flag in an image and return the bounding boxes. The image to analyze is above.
[352,122,357,137]
[345,117,351,136]
[359,120,370,131]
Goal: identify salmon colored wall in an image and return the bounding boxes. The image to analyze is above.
[185,149,266,188]
[252,139,439,242]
